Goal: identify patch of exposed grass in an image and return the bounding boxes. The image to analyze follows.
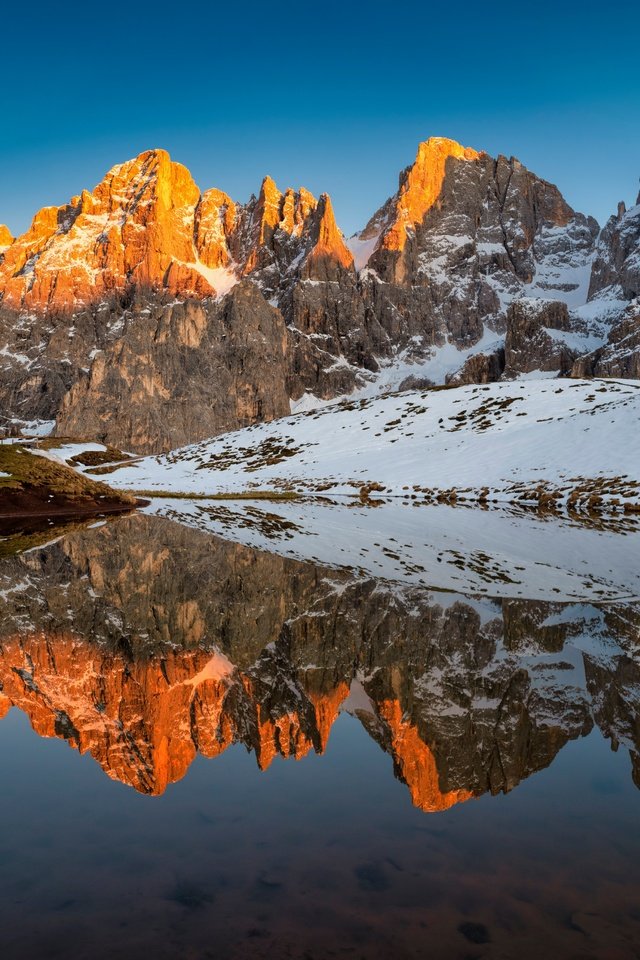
[125,488,302,502]
[0,445,136,507]
[86,461,139,476]
[69,446,132,467]
[31,438,133,468]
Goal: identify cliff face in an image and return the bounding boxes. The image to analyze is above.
[0,513,636,807]
[571,197,640,379]
[53,282,290,454]
[0,140,638,451]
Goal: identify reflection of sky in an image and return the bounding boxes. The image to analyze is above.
[0,706,639,957]
[1,1,638,238]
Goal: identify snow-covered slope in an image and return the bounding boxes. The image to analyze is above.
[102,378,640,513]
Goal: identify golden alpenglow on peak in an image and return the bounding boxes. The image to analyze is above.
[0,149,362,311]
[381,136,482,253]
[304,192,354,279]
[0,148,208,309]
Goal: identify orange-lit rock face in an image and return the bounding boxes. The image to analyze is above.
[0,152,352,312]
[0,635,234,795]
[378,700,473,813]
[242,177,320,274]
[376,137,481,256]
[0,635,354,796]
[195,188,237,269]
[303,194,354,280]
[0,632,470,812]
[237,177,354,285]
[245,678,351,771]
[0,225,13,249]
[0,150,211,310]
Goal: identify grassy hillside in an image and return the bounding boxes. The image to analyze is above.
[0,444,137,515]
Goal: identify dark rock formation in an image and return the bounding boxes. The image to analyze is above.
[572,309,640,379]
[504,299,576,377]
[53,282,290,454]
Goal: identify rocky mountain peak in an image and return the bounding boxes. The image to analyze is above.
[240,177,321,275]
[280,186,317,236]
[256,174,284,233]
[360,136,482,250]
[0,225,13,249]
[0,148,216,310]
[302,193,354,280]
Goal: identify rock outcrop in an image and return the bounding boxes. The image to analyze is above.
[503,299,576,377]
[0,225,12,250]
[588,196,640,302]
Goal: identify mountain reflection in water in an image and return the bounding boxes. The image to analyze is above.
[0,511,639,959]
[0,512,638,806]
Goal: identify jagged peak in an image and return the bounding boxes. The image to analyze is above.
[95,148,200,214]
[355,136,484,262]
[200,186,234,207]
[280,186,317,236]
[391,136,482,238]
[0,224,14,248]
[415,135,482,163]
[257,174,281,205]
[313,193,343,245]
[303,192,354,279]
[106,147,171,178]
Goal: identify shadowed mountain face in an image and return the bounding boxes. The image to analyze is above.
[0,513,637,806]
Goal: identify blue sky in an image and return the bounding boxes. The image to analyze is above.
[1,0,638,237]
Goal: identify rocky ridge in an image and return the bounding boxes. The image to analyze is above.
[0,139,638,452]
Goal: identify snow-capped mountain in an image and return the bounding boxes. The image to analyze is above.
[0,138,638,452]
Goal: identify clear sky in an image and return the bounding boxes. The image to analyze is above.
[1,0,638,238]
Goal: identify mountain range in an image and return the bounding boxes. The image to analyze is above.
[1,137,638,453]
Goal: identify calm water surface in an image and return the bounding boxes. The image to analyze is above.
[0,511,638,959]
